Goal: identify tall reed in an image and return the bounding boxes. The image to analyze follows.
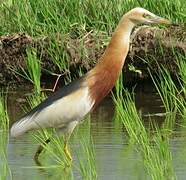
[114,87,175,179]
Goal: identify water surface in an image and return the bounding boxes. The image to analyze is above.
[3,82,186,179]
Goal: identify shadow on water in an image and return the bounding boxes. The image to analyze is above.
[2,81,186,179]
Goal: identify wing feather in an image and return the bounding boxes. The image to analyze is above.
[10,76,94,137]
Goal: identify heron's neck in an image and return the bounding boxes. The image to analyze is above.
[86,17,135,108]
[96,17,134,72]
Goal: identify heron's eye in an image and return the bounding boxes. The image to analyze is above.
[143,13,152,19]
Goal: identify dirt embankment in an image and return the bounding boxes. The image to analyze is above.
[0,25,185,86]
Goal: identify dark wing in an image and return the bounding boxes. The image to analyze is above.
[21,76,85,118]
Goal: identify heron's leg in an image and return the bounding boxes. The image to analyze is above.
[59,121,79,161]
[64,139,72,161]
[34,138,50,164]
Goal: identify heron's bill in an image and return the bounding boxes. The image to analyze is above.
[154,16,172,25]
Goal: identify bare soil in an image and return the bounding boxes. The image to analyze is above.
[0,25,185,86]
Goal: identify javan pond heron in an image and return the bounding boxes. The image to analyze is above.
[10,7,171,163]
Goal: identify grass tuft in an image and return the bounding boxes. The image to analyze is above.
[114,87,175,180]
[0,92,12,179]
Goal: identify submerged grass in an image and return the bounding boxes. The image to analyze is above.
[0,92,12,179]
[149,67,178,114]
[77,138,97,179]
[75,118,97,179]
[34,129,70,167]
[116,49,186,179]
[114,86,175,180]
[149,67,178,132]
[177,55,186,93]
[0,92,9,130]
[176,53,186,122]
[148,50,186,118]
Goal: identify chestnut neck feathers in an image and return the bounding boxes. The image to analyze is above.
[87,15,135,109]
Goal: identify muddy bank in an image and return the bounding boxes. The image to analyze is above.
[0,25,185,86]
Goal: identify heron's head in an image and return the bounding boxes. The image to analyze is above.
[126,7,171,25]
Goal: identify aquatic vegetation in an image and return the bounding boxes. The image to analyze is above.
[113,48,186,179]
[34,129,70,167]
[149,51,186,118]
[77,138,97,179]
[148,66,178,132]
[114,89,175,180]
[0,93,12,179]
[175,54,186,122]
[177,54,186,93]
[149,67,178,113]
[0,93,9,130]
[75,119,97,179]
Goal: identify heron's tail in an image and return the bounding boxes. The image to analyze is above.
[10,115,34,137]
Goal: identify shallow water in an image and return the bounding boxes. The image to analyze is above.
[3,82,186,179]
